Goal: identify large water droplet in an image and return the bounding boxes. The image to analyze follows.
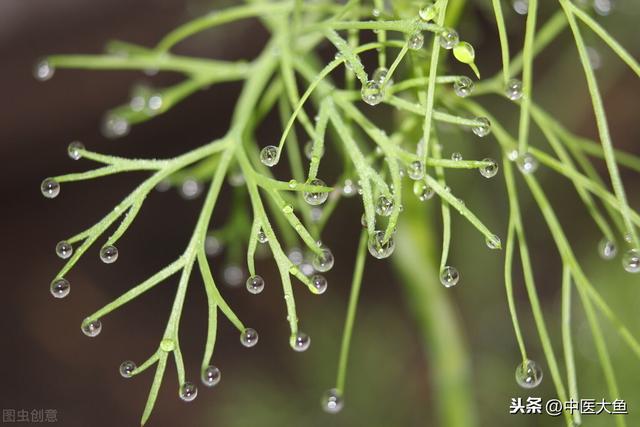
[55,241,73,259]
[41,178,60,199]
[598,238,617,260]
[321,388,344,414]
[100,245,119,264]
[438,28,459,49]
[119,360,136,378]
[67,141,85,160]
[223,265,244,287]
[453,76,474,98]
[408,32,424,50]
[179,382,198,402]
[34,59,55,81]
[407,161,424,180]
[201,365,221,387]
[622,249,640,273]
[50,278,70,298]
[260,145,279,167]
[472,117,491,137]
[368,230,395,259]
[361,80,384,106]
[505,78,523,101]
[419,4,438,21]
[312,247,334,272]
[246,275,265,294]
[516,153,538,174]
[515,359,543,388]
[372,67,390,86]
[485,234,501,249]
[304,179,329,206]
[413,181,435,202]
[375,195,394,216]
[81,318,102,337]
[311,274,328,294]
[479,158,498,178]
[440,266,460,288]
[101,114,130,139]
[240,328,259,347]
[290,332,311,352]
[180,178,203,200]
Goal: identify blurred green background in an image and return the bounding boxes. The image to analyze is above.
[1,0,639,426]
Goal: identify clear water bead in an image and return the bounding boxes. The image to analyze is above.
[439,28,459,49]
[512,0,528,15]
[407,161,424,180]
[451,152,463,161]
[598,238,617,260]
[408,32,424,50]
[375,195,394,216]
[246,275,265,294]
[240,328,259,347]
[361,80,384,106]
[516,153,538,174]
[257,229,268,244]
[440,266,460,288]
[453,76,474,98]
[304,179,329,206]
[479,158,499,178]
[472,117,491,137]
[55,241,73,259]
[368,230,395,259]
[119,360,136,378]
[342,179,357,197]
[413,181,435,202]
[67,141,85,160]
[50,278,70,299]
[201,365,221,387]
[101,114,130,139]
[505,79,524,101]
[100,245,119,264]
[419,4,438,21]
[507,149,519,161]
[515,359,543,388]
[486,235,501,250]
[34,59,55,81]
[312,247,334,272]
[81,319,102,337]
[290,332,311,352]
[179,382,198,402]
[260,145,279,167]
[321,388,344,414]
[622,249,640,273]
[372,67,390,86]
[304,141,324,160]
[311,274,328,294]
[41,178,60,199]
[180,179,203,200]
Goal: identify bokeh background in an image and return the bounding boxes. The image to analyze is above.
[1,0,639,426]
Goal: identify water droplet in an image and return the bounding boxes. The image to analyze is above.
[341,179,357,197]
[515,359,543,388]
[311,274,328,294]
[223,265,244,287]
[622,249,640,273]
[516,153,538,174]
[472,117,491,137]
[246,275,265,294]
[598,238,617,260]
[368,230,395,259]
[180,178,203,200]
[407,161,424,180]
[179,382,198,402]
[505,78,523,101]
[240,328,259,348]
[419,4,438,21]
[372,7,380,17]
[290,331,311,352]
[119,360,136,378]
[34,59,55,81]
[451,152,463,161]
[361,80,384,106]
[312,247,334,272]
[304,178,329,206]
[408,32,424,50]
[201,365,221,387]
[288,248,304,265]
[372,67,391,86]
[41,178,60,199]
[67,141,85,160]
[375,195,394,216]
[205,236,222,257]
[129,85,149,112]
[413,181,435,202]
[146,93,163,114]
[439,28,459,50]
[453,76,474,98]
[593,0,612,16]
[101,114,130,139]
[260,145,279,167]
[304,141,324,160]
[587,46,602,70]
[50,278,70,298]
[81,318,102,337]
[160,338,175,352]
[100,245,119,264]
[55,241,73,259]
[440,266,460,288]
[512,0,528,14]
[507,149,519,161]
[486,234,501,249]
[480,158,499,178]
[257,229,268,244]
[321,388,344,414]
